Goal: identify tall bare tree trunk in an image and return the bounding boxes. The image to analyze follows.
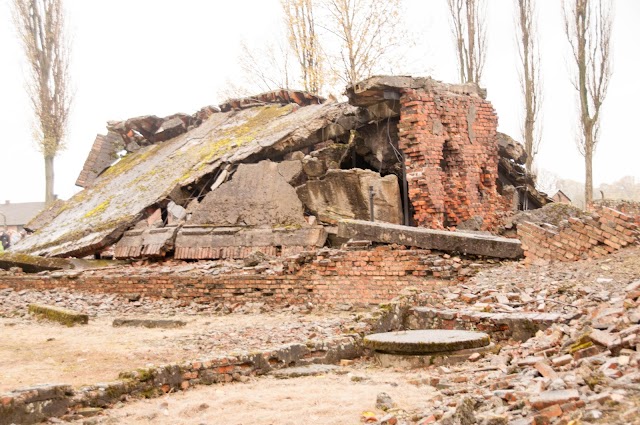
[283,0,323,94]
[584,129,593,208]
[564,0,612,209]
[44,155,55,204]
[447,0,486,84]
[12,0,72,205]
[515,0,541,173]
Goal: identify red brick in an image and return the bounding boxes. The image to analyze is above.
[529,389,581,410]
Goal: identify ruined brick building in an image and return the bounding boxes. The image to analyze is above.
[12,76,549,260]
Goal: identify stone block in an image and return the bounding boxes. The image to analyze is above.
[28,304,88,326]
[190,160,307,227]
[297,168,403,225]
[112,319,187,329]
[529,389,581,410]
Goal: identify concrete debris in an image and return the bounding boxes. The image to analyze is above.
[218,88,325,112]
[337,219,524,259]
[297,169,403,225]
[376,392,395,411]
[173,226,327,260]
[114,225,178,259]
[111,318,186,328]
[12,75,565,262]
[271,364,339,379]
[364,330,490,354]
[243,250,267,267]
[495,132,552,210]
[0,252,73,273]
[28,303,88,326]
[496,132,527,164]
[190,160,307,227]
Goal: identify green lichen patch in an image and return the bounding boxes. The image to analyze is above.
[176,105,294,185]
[83,197,112,219]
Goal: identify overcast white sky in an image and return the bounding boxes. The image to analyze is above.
[0,0,638,203]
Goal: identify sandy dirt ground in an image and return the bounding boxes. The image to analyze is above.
[69,364,437,425]
[0,313,348,393]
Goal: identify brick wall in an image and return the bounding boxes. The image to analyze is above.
[0,248,486,307]
[517,206,639,262]
[398,88,506,230]
[594,200,640,226]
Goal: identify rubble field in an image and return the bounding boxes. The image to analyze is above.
[1,245,640,424]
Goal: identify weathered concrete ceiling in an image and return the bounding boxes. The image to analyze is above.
[346,75,486,107]
[13,101,361,258]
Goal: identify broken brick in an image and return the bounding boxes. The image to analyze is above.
[529,389,580,410]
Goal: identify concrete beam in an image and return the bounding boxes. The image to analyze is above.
[0,252,72,273]
[28,304,89,326]
[337,219,523,259]
[112,318,186,329]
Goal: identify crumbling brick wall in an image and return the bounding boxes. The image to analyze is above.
[398,88,505,230]
[517,206,639,262]
[0,248,487,306]
[594,200,640,226]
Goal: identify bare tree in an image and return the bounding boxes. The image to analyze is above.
[238,37,294,94]
[447,0,487,84]
[282,0,323,94]
[12,0,72,205]
[219,35,297,102]
[563,0,613,208]
[515,0,542,173]
[320,0,402,88]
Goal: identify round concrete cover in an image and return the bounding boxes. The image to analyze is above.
[364,330,490,354]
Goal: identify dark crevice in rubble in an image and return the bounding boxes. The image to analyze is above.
[339,119,402,177]
[496,132,551,210]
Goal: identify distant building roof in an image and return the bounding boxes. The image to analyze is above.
[552,190,572,204]
[0,201,46,226]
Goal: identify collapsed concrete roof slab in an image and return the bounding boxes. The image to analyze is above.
[13,100,361,258]
[337,219,523,259]
[13,77,551,260]
[346,75,486,107]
